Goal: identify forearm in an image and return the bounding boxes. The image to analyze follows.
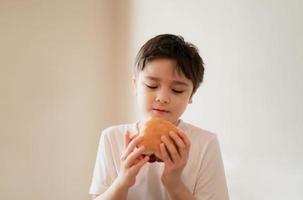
[94,179,129,200]
[166,181,195,200]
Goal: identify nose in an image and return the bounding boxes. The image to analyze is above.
[155,89,170,104]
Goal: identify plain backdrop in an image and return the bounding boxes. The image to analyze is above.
[1,0,302,200]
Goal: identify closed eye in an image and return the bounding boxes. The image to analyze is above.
[172,89,184,94]
[145,84,158,89]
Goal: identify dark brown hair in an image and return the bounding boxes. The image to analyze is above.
[134,34,204,95]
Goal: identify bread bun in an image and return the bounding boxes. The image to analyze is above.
[138,118,179,161]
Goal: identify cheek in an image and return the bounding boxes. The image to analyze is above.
[176,101,188,111]
[137,84,152,95]
[173,96,190,111]
[136,85,146,100]
[136,89,153,105]
[137,85,154,98]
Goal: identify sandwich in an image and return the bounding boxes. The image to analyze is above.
[138,117,179,162]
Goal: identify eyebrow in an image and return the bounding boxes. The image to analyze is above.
[144,76,189,87]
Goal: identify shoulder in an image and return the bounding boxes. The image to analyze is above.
[180,120,218,148]
[97,123,136,153]
[100,122,136,140]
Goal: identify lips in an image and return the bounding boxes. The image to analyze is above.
[152,108,169,113]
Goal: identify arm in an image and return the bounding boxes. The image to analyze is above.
[90,131,149,200]
[164,181,195,200]
[160,131,229,199]
[160,130,196,200]
[91,179,128,200]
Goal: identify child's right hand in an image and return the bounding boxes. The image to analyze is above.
[115,131,149,189]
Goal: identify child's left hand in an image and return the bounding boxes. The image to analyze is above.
[160,129,191,191]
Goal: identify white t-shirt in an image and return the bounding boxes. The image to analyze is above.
[89,120,229,200]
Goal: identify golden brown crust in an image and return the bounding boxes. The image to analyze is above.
[138,118,179,159]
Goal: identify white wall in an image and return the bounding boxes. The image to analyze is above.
[129,0,303,199]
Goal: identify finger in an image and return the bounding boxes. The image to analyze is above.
[124,145,146,167]
[160,143,173,165]
[169,131,186,157]
[126,132,139,149]
[177,130,191,149]
[131,155,149,172]
[130,133,139,140]
[121,135,143,161]
[124,130,131,149]
[133,154,145,165]
[161,136,180,163]
[124,131,139,148]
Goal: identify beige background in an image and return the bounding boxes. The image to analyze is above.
[0,0,133,199]
[1,0,303,200]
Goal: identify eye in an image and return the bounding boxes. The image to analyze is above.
[145,84,158,89]
[172,89,184,94]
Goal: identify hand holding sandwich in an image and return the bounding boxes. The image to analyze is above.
[116,131,149,189]
[139,118,195,199]
[160,129,194,199]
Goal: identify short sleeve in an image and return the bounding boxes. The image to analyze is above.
[89,130,118,195]
[194,135,229,200]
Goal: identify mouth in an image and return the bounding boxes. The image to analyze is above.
[152,108,169,114]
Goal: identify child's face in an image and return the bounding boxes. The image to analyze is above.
[134,58,193,125]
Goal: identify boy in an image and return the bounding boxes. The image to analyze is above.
[89,34,229,199]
